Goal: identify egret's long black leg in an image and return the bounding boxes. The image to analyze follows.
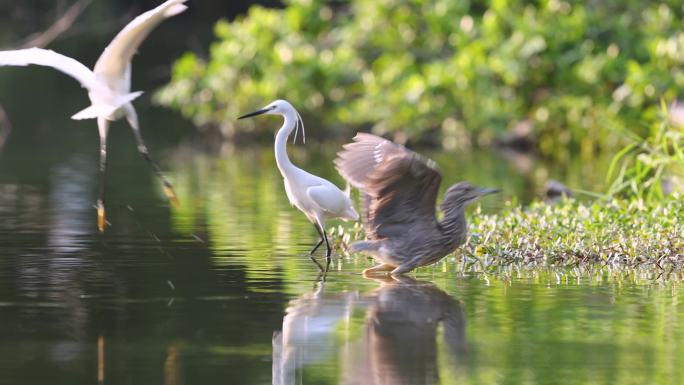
[322,228,332,273]
[308,224,325,272]
[126,106,179,207]
[96,118,109,232]
[313,219,333,273]
[309,224,325,255]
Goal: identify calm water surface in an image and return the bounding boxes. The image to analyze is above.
[0,39,682,385]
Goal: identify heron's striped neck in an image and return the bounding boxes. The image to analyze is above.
[440,205,467,243]
[274,111,299,178]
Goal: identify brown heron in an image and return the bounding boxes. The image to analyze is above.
[335,133,498,276]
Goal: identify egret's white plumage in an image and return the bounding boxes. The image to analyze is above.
[239,100,358,271]
[0,0,187,231]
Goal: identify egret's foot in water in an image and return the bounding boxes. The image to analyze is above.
[309,255,325,273]
[97,202,106,233]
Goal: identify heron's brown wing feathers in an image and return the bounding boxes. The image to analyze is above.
[335,133,442,239]
[334,133,405,187]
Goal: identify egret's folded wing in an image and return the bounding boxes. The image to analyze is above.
[306,185,345,217]
[0,48,100,92]
[94,0,188,79]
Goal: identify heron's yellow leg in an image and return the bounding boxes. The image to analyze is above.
[362,263,396,277]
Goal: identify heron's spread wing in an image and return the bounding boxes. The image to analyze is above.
[0,48,101,92]
[335,133,442,239]
[94,0,188,79]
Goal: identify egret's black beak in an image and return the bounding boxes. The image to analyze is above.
[476,187,500,196]
[238,107,271,120]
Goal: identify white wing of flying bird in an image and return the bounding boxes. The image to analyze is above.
[93,0,188,83]
[0,48,102,94]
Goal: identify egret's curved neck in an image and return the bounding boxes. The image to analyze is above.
[274,110,299,178]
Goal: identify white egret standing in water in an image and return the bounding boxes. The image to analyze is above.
[239,100,359,271]
[0,0,187,231]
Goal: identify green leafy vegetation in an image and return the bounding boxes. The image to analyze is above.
[454,113,684,268]
[606,101,684,200]
[157,0,684,157]
[461,197,683,270]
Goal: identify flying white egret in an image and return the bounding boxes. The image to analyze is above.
[238,100,359,271]
[0,0,187,232]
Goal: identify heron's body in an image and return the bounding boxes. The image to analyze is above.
[335,133,497,275]
[240,100,358,271]
[353,213,467,269]
[0,0,187,231]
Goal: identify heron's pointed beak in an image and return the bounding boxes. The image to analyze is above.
[476,187,500,196]
[238,107,271,119]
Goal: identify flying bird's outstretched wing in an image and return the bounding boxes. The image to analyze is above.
[94,0,188,80]
[335,133,442,239]
[0,48,102,93]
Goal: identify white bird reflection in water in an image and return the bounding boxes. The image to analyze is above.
[272,281,367,385]
[47,154,94,254]
[273,277,466,385]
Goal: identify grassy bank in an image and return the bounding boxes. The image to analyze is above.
[461,198,683,270]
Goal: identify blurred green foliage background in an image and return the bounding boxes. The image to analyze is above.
[156,0,684,161]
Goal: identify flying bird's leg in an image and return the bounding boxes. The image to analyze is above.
[96,117,109,232]
[125,105,179,208]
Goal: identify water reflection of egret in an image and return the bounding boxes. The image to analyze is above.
[272,282,364,385]
[0,0,187,232]
[272,277,466,385]
[47,154,92,252]
[239,100,358,272]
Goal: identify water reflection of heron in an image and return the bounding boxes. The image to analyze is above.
[272,277,466,385]
[346,276,467,385]
[0,0,186,231]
